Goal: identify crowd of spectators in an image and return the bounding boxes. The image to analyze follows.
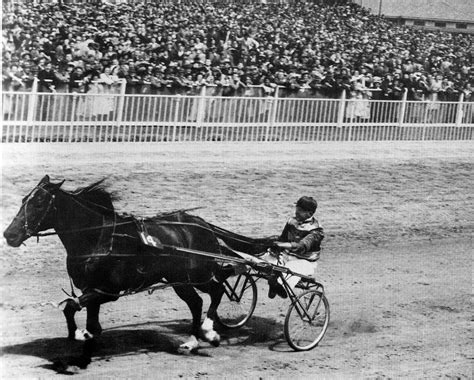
[2,1,473,102]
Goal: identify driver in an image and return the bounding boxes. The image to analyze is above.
[263,196,324,299]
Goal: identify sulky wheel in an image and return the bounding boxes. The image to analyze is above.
[216,273,257,329]
[284,289,330,351]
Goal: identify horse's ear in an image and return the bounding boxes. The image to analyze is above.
[51,179,65,191]
[38,175,50,186]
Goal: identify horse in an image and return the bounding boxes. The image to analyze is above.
[3,175,253,367]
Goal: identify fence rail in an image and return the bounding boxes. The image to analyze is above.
[2,90,473,143]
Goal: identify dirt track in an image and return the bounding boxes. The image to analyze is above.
[1,141,472,379]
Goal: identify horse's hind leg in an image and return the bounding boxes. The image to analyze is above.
[200,280,225,347]
[85,302,102,337]
[172,285,203,353]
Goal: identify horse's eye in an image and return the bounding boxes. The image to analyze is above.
[31,197,45,208]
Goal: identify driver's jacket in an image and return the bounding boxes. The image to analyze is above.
[279,216,324,261]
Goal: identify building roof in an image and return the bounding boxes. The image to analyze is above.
[358,0,474,22]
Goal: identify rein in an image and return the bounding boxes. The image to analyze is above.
[34,220,136,237]
[33,204,208,238]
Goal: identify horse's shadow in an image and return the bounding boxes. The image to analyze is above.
[1,316,288,373]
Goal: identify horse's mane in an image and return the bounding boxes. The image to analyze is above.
[67,179,119,211]
[147,210,200,224]
[150,207,205,220]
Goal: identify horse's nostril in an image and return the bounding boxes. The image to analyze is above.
[4,229,20,246]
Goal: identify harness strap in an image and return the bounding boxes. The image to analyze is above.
[35,220,213,238]
[150,221,217,234]
[33,220,136,237]
[89,276,215,299]
[108,210,117,253]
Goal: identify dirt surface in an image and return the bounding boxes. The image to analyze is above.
[1,141,472,379]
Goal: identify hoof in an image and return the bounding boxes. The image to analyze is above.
[74,329,93,341]
[204,330,221,347]
[201,317,221,347]
[209,336,220,347]
[177,335,199,355]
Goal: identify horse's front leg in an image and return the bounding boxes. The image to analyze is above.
[63,298,82,340]
[62,301,103,341]
[71,292,116,340]
[67,292,115,369]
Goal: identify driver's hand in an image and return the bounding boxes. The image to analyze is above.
[274,241,292,250]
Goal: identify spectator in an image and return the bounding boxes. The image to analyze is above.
[3,63,27,92]
[38,62,58,92]
[68,65,86,93]
[1,1,472,102]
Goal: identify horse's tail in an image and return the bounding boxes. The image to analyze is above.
[209,223,276,256]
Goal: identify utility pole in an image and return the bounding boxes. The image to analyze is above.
[378,0,383,16]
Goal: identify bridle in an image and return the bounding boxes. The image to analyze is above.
[19,184,118,240]
[22,185,57,238]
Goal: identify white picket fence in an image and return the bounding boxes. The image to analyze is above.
[2,89,473,143]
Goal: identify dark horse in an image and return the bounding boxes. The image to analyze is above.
[3,175,268,367]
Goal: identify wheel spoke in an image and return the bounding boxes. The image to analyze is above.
[224,276,244,301]
[284,290,329,351]
[294,291,316,321]
[217,273,257,329]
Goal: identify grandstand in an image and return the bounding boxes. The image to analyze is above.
[355,0,474,34]
[3,1,472,94]
[2,0,473,142]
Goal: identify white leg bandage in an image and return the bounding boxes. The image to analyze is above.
[201,317,220,343]
[74,329,93,341]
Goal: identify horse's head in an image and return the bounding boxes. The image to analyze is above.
[3,175,64,247]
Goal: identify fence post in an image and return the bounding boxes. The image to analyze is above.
[455,93,464,128]
[265,86,279,141]
[196,86,206,129]
[398,89,408,127]
[173,95,181,142]
[398,89,408,140]
[27,78,39,123]
[398,88,408,127]
[116,79,126,128]
[337,90,346,140]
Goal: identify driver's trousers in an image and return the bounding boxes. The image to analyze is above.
[260,250,318,290]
